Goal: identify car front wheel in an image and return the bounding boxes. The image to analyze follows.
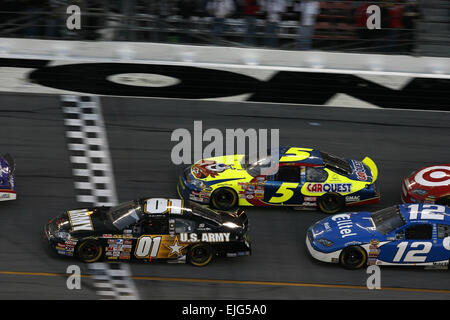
[76,239,103,263]
[339,246,367,270]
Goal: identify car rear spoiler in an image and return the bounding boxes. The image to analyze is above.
[3,153,15,173]
[362,156,378,182]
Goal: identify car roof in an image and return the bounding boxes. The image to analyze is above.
[139,198,223,224]
[399,203,450,225]
[277,146,324,166]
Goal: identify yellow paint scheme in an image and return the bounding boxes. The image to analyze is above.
[191,155,253,182]
[279,147,313,162]
[362,156,378,182]
[189,152,378,206]
[190,155,257,206]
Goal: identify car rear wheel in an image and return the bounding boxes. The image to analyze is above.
[187,243,214,267]
[210,188,238,211]
[317,193,345,214]
[339,246,367,270]
[436,196,450,206]
[76,239,103,263]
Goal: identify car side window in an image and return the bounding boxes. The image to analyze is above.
[437,224,450,239]
[142,217,169,234]
[405,224,433,240]
[306,167,328,182]
[175,218,196,233]
[274,166,300,183]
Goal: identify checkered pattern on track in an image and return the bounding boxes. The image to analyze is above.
[88,263,140,300]
[61,95,118,206]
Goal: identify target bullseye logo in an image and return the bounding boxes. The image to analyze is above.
[414,166,450,187]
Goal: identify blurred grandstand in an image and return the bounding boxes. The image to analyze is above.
[0,0,448,56]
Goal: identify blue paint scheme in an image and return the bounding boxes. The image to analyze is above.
[308,204,450,265]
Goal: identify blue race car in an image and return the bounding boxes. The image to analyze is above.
[306,203,450,269]
[0,154,16,201]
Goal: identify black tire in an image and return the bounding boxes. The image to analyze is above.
[210,188,238,211]
[317,192,345,214]
[339,246,367,270]
[436,196,450,206]
[76,239,103,263]
[187,243,214,267]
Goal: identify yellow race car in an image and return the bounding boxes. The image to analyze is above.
[177,147,380,214]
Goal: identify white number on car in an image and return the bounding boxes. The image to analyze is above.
[135,236,162,258]
[407,204,445,221]
[393,241,432,263]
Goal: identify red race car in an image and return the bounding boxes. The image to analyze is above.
[402,164,450,206]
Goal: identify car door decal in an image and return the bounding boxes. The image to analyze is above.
[268,182,299,203]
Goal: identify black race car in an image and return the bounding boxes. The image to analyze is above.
[44,197,251,266]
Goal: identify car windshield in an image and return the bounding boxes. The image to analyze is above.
[241,155,278,177]
[185,201,222,225]
[371,205,406,235]
[107,200,143,230]
[320,151,352,175]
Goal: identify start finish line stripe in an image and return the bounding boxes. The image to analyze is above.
[61,95,118,207]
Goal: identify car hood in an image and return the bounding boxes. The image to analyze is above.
[189,155,253,183]
[310,211,384,247]
[51,207,115,235]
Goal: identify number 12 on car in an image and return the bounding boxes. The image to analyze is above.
[392,241,432,263]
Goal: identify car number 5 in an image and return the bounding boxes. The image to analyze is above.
[269,183,299,203]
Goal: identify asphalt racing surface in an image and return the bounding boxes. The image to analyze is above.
[0,92,449,300]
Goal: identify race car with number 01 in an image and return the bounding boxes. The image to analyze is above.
[44,197,251,266]
[0,153,16,201]
[306,203,450,269]
[178,147,380,214]
[402,164,450,206]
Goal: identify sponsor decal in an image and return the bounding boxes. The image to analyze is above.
[238,182,265,199]
[164,237,188,257]
[414,165,450,187]
[56,240,78,256]
[67,209,94,231]
[180,232,231,243]
[352,160,368,181]
[345,195,360,203]
[306,183,352,193]
[331,213,357,238]
[368,239,380,265]
[192,160,234,179]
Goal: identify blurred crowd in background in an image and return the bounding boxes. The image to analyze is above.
[0,0,439,54]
